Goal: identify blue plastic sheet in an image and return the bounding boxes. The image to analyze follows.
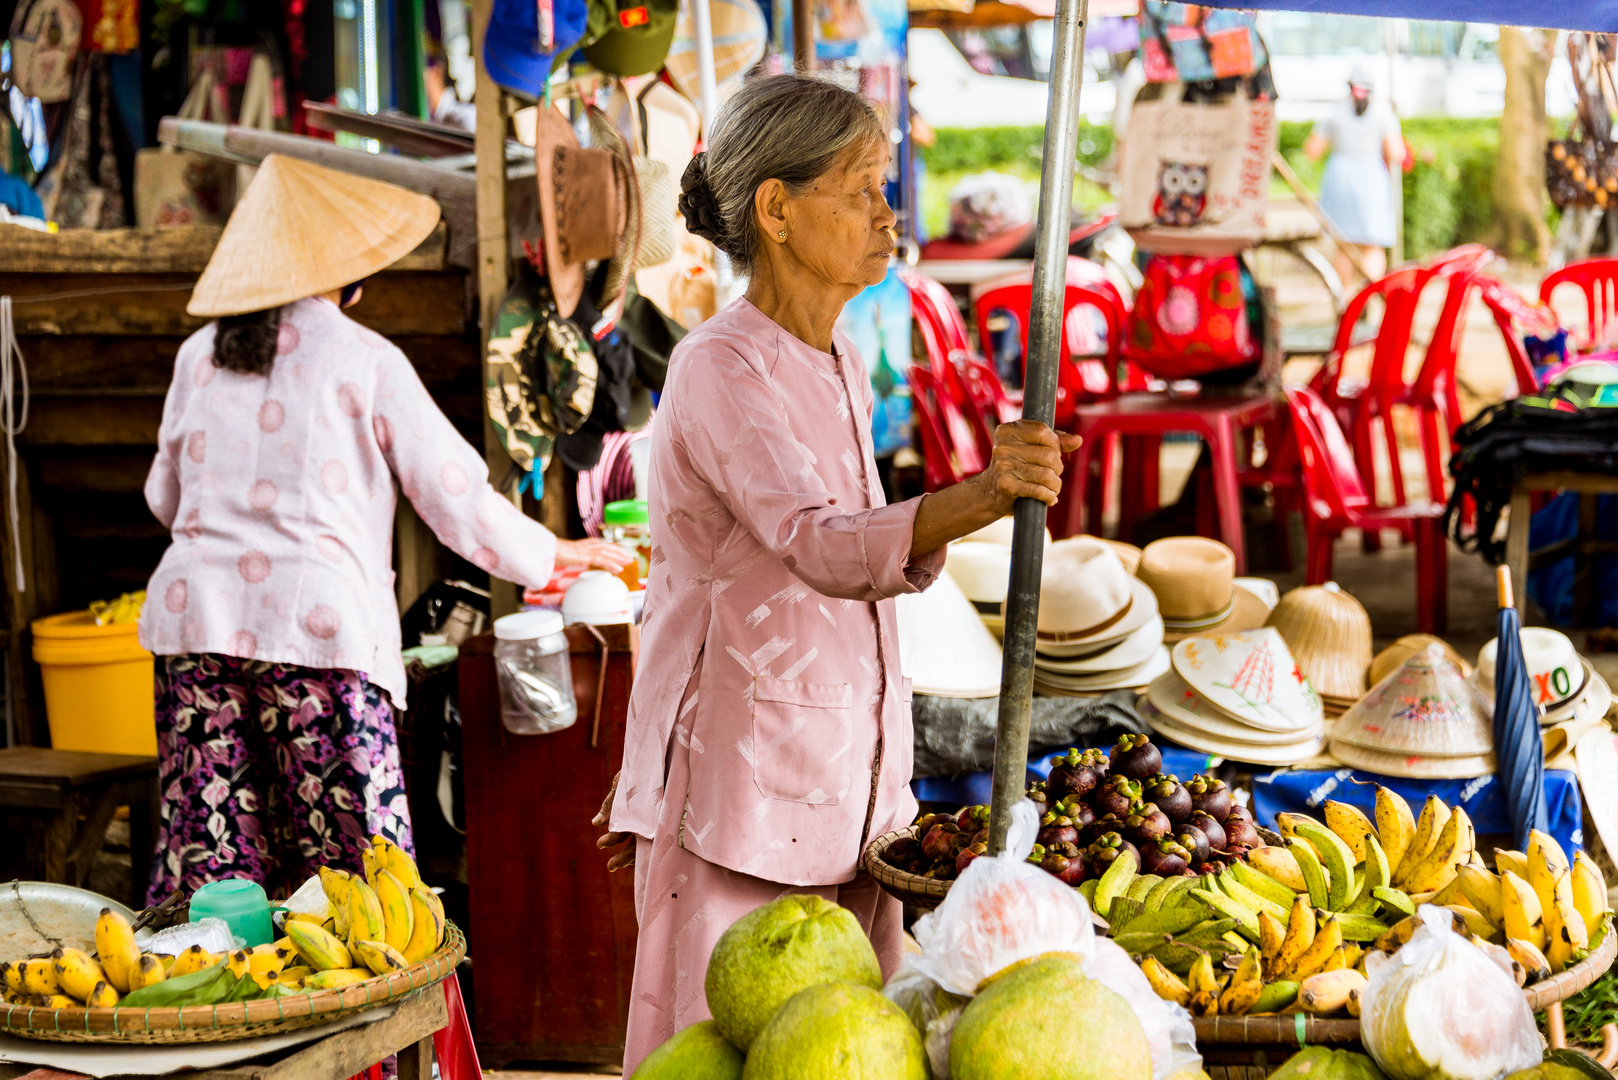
[1250,768,1584,857]
[913,746,1218,806]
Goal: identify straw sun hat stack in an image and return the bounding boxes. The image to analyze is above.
[1029,537,1168,697]
[1265,582,1373,717]
[1142,627,1327,766]
[188,155,441,318]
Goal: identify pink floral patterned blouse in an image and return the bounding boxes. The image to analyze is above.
[139,296,558,705]
[609,298,945,887]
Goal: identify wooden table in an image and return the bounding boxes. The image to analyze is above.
[0,748,158,910]
[1505,470,1618,624]
[0,985,445,1080]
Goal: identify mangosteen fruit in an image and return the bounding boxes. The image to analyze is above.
[956,841,988,874]
[1055,797,1097,830]
[956,805,990,834]
[1046,748,1102,800]
[1143,774,1193,824]
[1140,838,1192,877]
[921,822,961,863]
[1109,733,1162,781]
[1037,812,1081,849]
[1123,802,1172,845]
[1025,842,1047,865]
[1085,831,1140,875]
[1082,813,1125,847]
[886,836,923,867]
[1187,811,1226,853]
[1175,825,1211,864]
[1084,747,1111,782]
[1096,776,1143,818]
[1223,804,1254,827]
[1223,816,1261,851]
[1041,842,1087,885]
[914,811,956,833]
[1187,775,1233,822]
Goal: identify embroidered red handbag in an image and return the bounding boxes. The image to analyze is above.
[1125,254,1258,380]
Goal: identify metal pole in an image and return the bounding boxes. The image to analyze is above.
[986,0,1089,855]
[692,0,721,132]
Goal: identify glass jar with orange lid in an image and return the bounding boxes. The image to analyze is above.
[602,500,650,591]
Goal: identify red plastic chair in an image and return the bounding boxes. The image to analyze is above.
[971,257,1126,429]
[1283,386,1448,632]
[909,364,985,491]
[903,269,973,370]
[1540,255,1618,353]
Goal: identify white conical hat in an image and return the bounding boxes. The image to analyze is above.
[895,571,1003,699]
[188,154,441,318]
[1330,644,1493,757]
[1171,628,1323,734]
[1146,669,1324,747]
[1141,699,1326,766]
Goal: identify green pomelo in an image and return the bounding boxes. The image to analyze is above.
[950,953,1153,1080]
[1271,1047,1390,1080]
[630,1020,744,1080]
[740,982,928,1080]
[705,895,881,1051]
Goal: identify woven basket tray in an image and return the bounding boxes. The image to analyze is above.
[0,922,466,1044]
[863,827,951,910]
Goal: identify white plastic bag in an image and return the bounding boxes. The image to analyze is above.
[1359,905,1541,1080]
[1088,937,1205,1080]
[133,917,237,957]
[910,800,1097,997]
[278,873,331,926]
[884,957,970,1080]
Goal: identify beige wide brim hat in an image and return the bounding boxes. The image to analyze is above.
[1545,714,1608,770]
[1137,537,1271,643]
[188,154,440,318]
[960,516,1051,548]
[1265,582,1374,701]
[1146,669,1324,747]
[1029,537,1159,656]
[1327,739,1497,780]
[1036,615,1164,674]
[1035,646,1169,694]
[895,572,1004,699]
[1141,698,1327,766]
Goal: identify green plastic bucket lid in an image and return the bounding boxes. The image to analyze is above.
[603,500,649,527]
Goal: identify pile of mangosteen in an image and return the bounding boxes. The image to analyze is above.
[883,733,1264,884]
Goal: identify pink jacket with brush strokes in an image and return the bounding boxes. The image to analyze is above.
[609,298,943,887]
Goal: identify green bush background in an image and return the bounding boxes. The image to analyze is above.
[918,117,1504,258]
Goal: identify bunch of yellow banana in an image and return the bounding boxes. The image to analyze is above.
[0,908,169,1010]
[281,835,446,991]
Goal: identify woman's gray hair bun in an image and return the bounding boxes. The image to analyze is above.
[677,153,728,249]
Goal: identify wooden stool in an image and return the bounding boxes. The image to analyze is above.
[0,747,158,910]
[1505,471,1618,625]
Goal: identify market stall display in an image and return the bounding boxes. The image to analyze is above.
[0,835,461,1042]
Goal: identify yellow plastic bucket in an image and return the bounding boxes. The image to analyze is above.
[32,610,156,756]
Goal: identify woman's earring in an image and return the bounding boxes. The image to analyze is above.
[778,230,787,241]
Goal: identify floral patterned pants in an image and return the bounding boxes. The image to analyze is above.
[147,653,415,906]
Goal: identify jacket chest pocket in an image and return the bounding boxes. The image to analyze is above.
[750,677,853,805]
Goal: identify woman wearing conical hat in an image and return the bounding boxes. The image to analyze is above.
[137,155,630,904]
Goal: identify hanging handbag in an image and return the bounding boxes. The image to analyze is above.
[8,0,82,103]
[133,68,238,226]
[1124,253,1258,380]
[1139,3,1266,85]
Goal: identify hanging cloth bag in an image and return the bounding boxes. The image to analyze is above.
[133,68,238,227]
[1139,3,1266,85]
[1118,81,1277,257]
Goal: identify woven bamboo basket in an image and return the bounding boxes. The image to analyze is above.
[863,827,952,909]
[1197,925,1617,1078]
[0,922,466,1044]
[1265,583,1373,702]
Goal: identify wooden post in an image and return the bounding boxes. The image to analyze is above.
[793,0,815,71]
[473,0,521,620]
[0,457,38,745]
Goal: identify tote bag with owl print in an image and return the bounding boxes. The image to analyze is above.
[1118,81,1277,257]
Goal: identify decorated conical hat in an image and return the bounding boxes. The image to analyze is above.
[895,571,1003,699]
[188,155,441,318]
[1146,669,1325,746]
[1329,644,1493,757]
[1035,615,1164,674]
[1326,739,1497,780]
[1034,646,1169,694]
[1171,628,1323,734]
[1265,582,1373,700]
[1369,634,1470,687]
[1141,699,1327,766]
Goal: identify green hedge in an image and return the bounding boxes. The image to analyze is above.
[925,116,1505,259]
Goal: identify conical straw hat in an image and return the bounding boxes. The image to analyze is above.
[1140,699,1326,766]
[1330,644,1493,757]
[1327,739,1497,780]
[188,154,442,318]
[1146,669,1325,746]
[1265,582,1373,700]
[1368,634,1471,687]
[1171,628,1323,734]
[895,571,1003,698]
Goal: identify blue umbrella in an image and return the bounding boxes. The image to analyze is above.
[1493,566,1548,851]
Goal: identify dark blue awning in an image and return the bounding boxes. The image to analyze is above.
[1195,0,1618,34]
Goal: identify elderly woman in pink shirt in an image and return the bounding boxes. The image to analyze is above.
[138,156,628,904]
[598,76,1078,1071]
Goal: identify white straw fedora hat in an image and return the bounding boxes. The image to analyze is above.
[188,154,441,318]
[1036,614,1164,674]
[1035,647,1169,695]
[961,516,1051,548]
[1136,537,1270,643]
[1027,536,1159,655]
[895,571,1003,698]
[1541,662,1611,727]
[1473,628,1586,715]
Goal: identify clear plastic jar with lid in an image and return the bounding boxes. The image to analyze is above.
[602,499,650,590]
[492,610,577,735]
